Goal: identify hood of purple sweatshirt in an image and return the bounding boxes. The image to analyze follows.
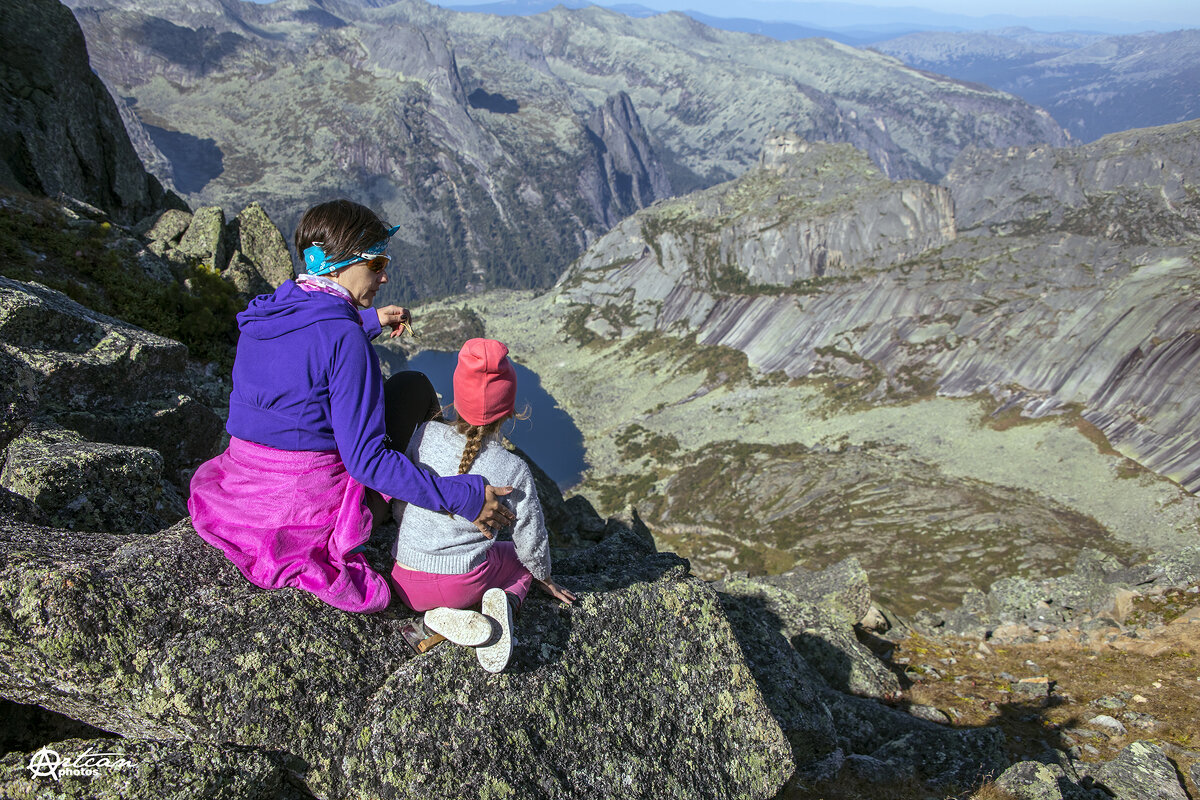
[237,280,361,341]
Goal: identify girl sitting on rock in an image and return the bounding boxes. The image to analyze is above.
[188,200,515,614]
[391,338,576,672]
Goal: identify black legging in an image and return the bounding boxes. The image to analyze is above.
[383,371,443,454]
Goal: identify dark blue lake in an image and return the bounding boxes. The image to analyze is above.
[377,348,589,489]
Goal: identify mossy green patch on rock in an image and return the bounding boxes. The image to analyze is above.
[0,193,241,367]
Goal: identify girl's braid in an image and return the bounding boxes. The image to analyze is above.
[455,417,505,474]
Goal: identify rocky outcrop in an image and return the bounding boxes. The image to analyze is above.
[720,560,901,700]
[554,125,1200,493]
[0,515,800,799]
[1,423,186,536]
[140,202,293,296]
[0,0,178,225]
[228,203,294,291]
[581,92,673,228]
[993,741,1197,800]
[561,135,955,297]
[0,736,310,799]
[929,546,1200,640]
[944,120,1200,243]
[1081,741,1191,800]
[0,277,222,492]
[0,350,38,450]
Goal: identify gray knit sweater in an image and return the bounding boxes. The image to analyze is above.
[391,421,550,581]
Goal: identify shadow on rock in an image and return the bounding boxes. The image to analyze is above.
[717,562,1008,796]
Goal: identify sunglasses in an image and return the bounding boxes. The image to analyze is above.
[354,253,391,273]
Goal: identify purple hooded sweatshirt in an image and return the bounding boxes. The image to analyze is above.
[226,280,484,520]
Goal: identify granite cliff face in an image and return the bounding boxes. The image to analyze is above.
[421,3,1067,184]
[63,0,675,302]
[581,91,673,228]
[0,0,179,224]
[563,133,956,297]
[555,124,1200,497]
[944,124,1200,243]
[62,0,1064,302]
[873,27,1200,143]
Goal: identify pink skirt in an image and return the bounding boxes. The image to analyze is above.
[187,437,391,613]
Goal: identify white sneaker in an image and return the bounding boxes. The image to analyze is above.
[423,608,492,647]
[477,588,514,673]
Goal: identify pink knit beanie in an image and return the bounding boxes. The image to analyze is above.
[453,338,517,426]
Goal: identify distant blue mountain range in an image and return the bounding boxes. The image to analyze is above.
[436,0,1192,40]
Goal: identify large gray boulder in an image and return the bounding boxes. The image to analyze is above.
[995,760,1067,800]
[718,560,900,699]
[1,423,186,535]
[1081,741,1191,800]
[0,349,38,450]
[176,206,230,273]
[0,0,177,224]
[0,518,799,800]
[140,202,293,297]
[0,277,222,489]
[229,202,294,290]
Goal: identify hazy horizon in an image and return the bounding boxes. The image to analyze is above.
[434,0,1198,34]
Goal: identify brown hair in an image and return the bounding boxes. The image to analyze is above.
[294,199,387,268]
[455,417,508,475]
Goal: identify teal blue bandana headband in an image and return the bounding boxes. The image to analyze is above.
[303,224,400,276]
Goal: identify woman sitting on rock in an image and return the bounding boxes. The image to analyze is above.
[391,338,576,672]
[188,199,514,613]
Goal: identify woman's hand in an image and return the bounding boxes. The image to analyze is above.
[376,305,411,337]
[473,485,515,538]
[535,577,576,605]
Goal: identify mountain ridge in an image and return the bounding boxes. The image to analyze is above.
[873,27,1200,142]
[65,0,1066,301]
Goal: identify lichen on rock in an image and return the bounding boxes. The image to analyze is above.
[1,422,185,535]
[1082,741,1191,800]
[0,276,223,489]
[0,736,312,800]
[0,516,795,800]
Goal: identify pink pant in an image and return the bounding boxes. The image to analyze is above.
[390,542,533,613]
